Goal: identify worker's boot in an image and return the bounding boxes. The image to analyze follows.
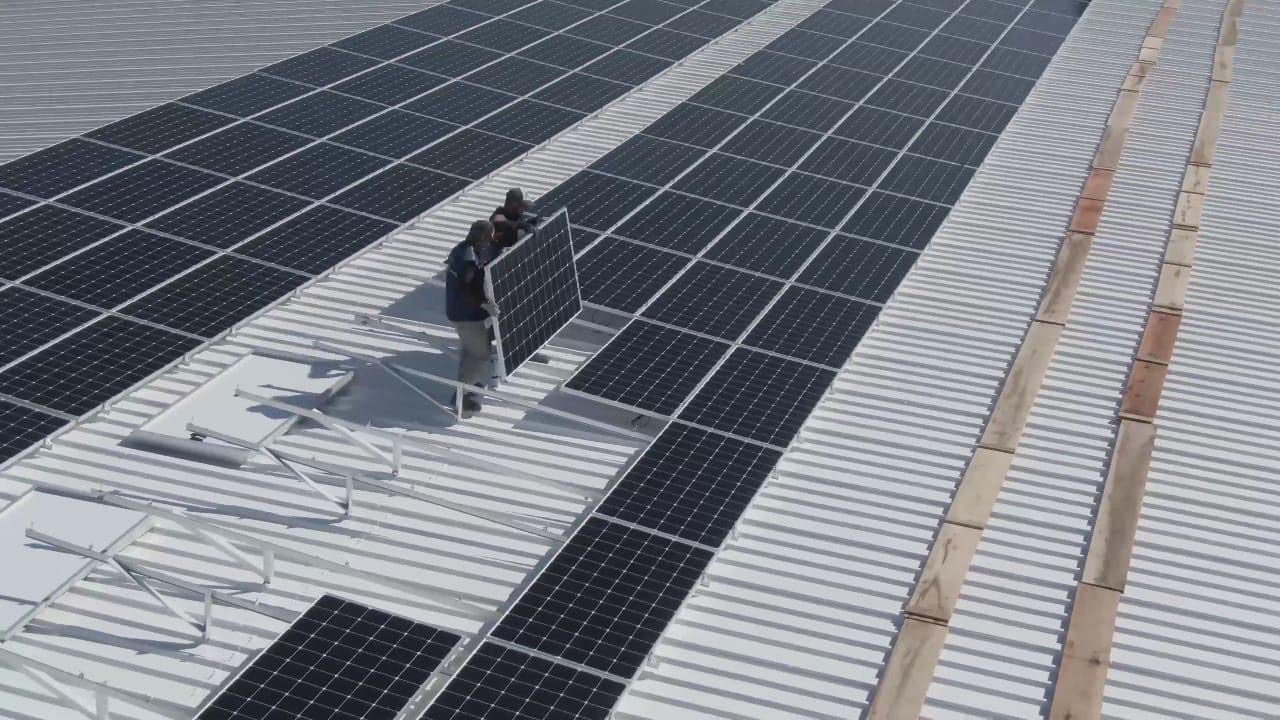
[461,393,482,415]
[531,351,550,364]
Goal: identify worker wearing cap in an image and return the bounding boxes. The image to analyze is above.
[445,219,501,415]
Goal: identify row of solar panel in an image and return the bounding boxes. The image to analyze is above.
[0,0,782,463]
[418,0,1087,716]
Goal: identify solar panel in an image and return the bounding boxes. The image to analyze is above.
[490,516,713,677]
[474,100,585,144]
[24,229,215,307]
[487,210,580,376]
[581,50,672,85]
[908,122,999,166]
[918,32,989,64]
[507,0,595,30]
[163,122,313,176]
[333,64,448,105]
[884,1,951,29]
[829,41,909,74]
[598,421,782,547]
[839,191,952,250]
[743,285,880,367]
[576,236,689,312]
[0,192,35,220]
[863,78,951,117]
[121,256,309,337]
[798,136,897,186]
[756,173,867,228]
[59,160,224,223]
[402,82,516,125]
[143,182,310,248]
[86,103,235,155]
[0,400,68,465]
[0,205,124,280]
[610,0,686,25]
[640,262,782,340]
[0,316,201,415]
[934,92,1019,133]
[1017,8,1077,35]
[613,191,737,253]
[197,594,461,720]
[623,27,709,60]
[664,9,740,37]
[1002,26,1067,55]
[565,14,650,44]
[701,213,827,278]
[795,233,918,301]
[458,18,550,53]
[247,143,391,200]
[518,34,614,69]
[982,46,1052,78]
[0,286,100,367]
[641,103,747,148]
[721,119,823,167]
[257,92,386,138]
[564,320,729,415]
[796,65,881,103]
[452,0,538,15]
[729,51,817,86]
[687,75,784,115]
[795,9,871,38]
[671,153,785,207]
[179,74,312,117]
[464,56,565,96]
[332,24,440,60]
[558,0,620,11]
[533,171,656,231]
[331,164,469,222]
[833,105,927,148]
[962,0,1022,23]
[394,4,491,35]
[858,21,930,52]
[764,28,846,60]
[588,136,705,186]
[961,69,1037,104]
[893,55,971,91]
[940,14,1006,43]
[677,346,835,447]
[0,139,142,199]
[260,47,381,87]
[400,40,505,77]
[699,0,769,19]
[236,205,396,274]
[421,642,624,720]
[406,129,531,179]
[333,111,459,159]
[878,154,975,205]
[531,72,631,113]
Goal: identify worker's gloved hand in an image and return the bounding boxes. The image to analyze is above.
[482,301,500,318]
[517,220,536,234]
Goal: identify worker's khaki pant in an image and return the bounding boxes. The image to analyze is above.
[453,321,492,388]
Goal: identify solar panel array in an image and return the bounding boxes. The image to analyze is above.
[487,210,581,375]
[0,0,779,464]
[425,0,1086,715]
[199,595,461,720]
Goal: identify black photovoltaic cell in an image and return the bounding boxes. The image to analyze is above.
[1032,0,1089,16]
[939,14,1006,43]
[519,34,613,69]
[403,82,517,125]
[260,47,381,87]
[918,32,989,65]
[489,211,579,375]
[960,69,1037,104]
[332,24,440,60]
[610,0,686,24]
[0,316,201,415]
[422,642,624,720]
[475,100,585,144]
[198,594,461,720]
[407,129,531,178]
[598,422,781,546]
[87,103,235,155]
[894,55,972,91]
[687,75,784,115]
[799,136,897,186]
[934,92,1019,133]
[830,41,909,75]
[672,153,785,207]
[641,262,782,340]
[962,0,1022,23]
[642,103,747,148]
[401,41,504,77]
[614,191,737,253]
[590,136,705,186]
[624,27,709,59]
[533,72,632,113]
[764,28,846,60]
[395,4,491,35]
[1017,8,1079,35]
[729,51,816,86]
[703,213,826,278]
[878,154,975,205]
[0,400,68,464]
[759,90,853,133]
[0,139,142,199]
[458,19,550,53]
[0,205,123,280]
[582,50,672,85]
[677,346,835,447]
[0,192,35,220]
[721,119,823,167]
[1001,27,1066,55]
[333,111,459,158]
[122,256,309,337]
[59,160,224,224]
[858,21,931,52]
[565,320,728,414]
[832,105,925,149]
[179,74,312,117]
[247,143,391,200]
[332,164,469,222]
[756,173,866,228]
[0,286,100,367]
[665,9,740,37]
[827,0,900,15]
[796,9,871,38]
[840,190,951,250]
[863,78,951,117]
[535,171,656,231]
[909,122,998,166]
[797,65,881,103]
[334,64,448,105]
[507,0,595,30]
[576,237,689,312]
[796,233,918,301]
[701,0,769,18]
[163,122,313,176]
[237,205,396,274]
[25,229,214,307]
[452,0,538,15]
[744,285,879,367]
[566,14,651,44]
[569,226,600,253]
[491,516,713,677]
[464,56,566,95]
[257,92,385,138]
[981,46,1052,79]
[883,1,951,28]
[144,182,310,248]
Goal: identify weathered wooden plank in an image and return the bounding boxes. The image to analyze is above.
[905,523,983,623]
[946,447,1015,529]
[866,617,949,720]
[1082,420,1158,591]
[1048,584,1123,720]
[1135,309,1182,365]
[1119,359,1168,422]
[1152,262,1191,311]
[1037,232,1094,324]
[979,321,1062,452]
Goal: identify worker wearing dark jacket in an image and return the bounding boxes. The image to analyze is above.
[446,219,500,414]
[491,188,536,248]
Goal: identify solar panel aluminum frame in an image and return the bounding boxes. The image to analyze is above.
[483,208,582,378]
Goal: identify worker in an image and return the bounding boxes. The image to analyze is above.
[491,187,536,248]
[445,219,501,415]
